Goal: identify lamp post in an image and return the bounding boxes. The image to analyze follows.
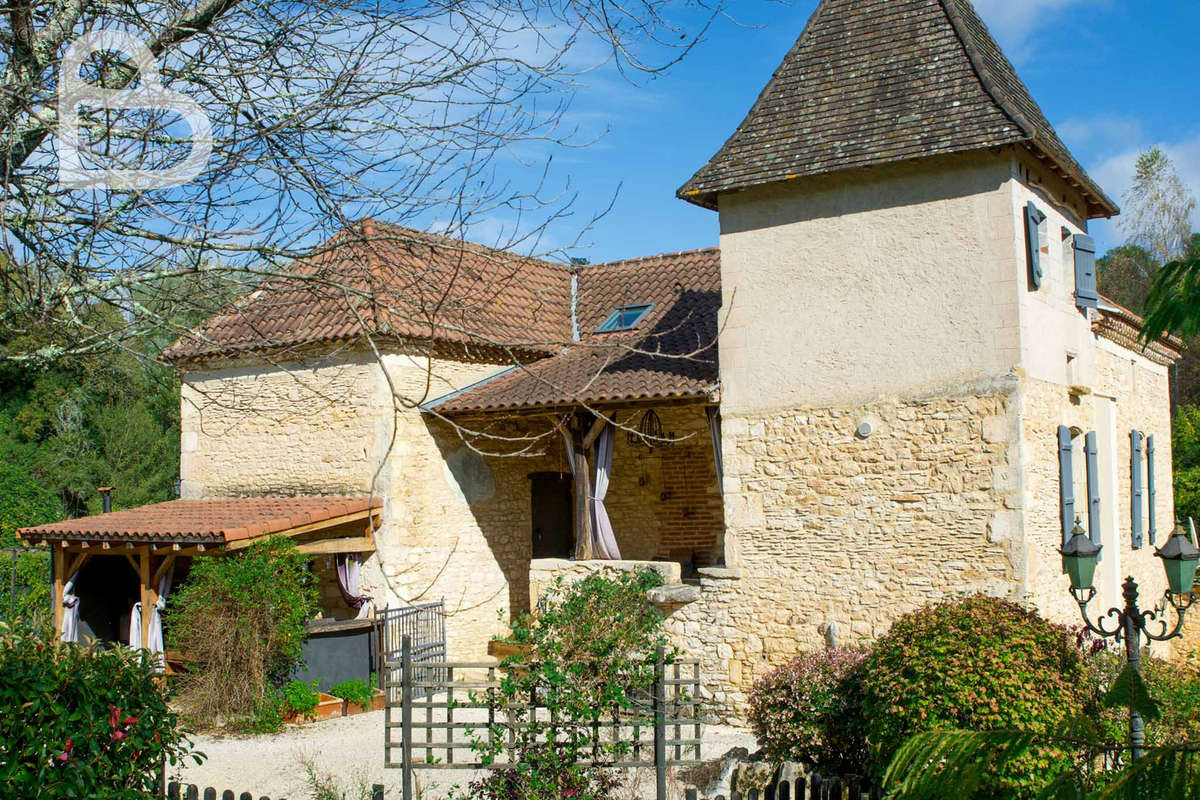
[1060,519,1200,761]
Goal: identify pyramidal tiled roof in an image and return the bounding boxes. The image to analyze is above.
[678,0,1118,219]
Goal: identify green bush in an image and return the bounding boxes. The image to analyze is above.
[858,596,1090,797]
[0,548,50,627]
[0,626,200,797]
[329,678,373,709]
[460,570,670,798]
[1174,405,1200,524]
[167,537,318,727]
[748,647,867,773]
[282,679,322,716]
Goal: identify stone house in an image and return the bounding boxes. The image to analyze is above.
[19,0,1182,716]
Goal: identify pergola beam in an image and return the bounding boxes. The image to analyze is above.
[293,535,376,555]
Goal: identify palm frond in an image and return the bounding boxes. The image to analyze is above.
[1141,256,1200,342]
[882,729,1038,800]
[1089,746,1200,800]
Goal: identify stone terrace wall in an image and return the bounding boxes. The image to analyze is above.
[669,381,1021,720]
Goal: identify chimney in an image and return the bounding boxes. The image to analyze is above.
[98,487,113,514]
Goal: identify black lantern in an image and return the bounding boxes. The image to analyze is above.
[1059,517,1101,591]
[1156,522,1200,596]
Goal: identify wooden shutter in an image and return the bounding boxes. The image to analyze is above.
[1058,425,1075,546]
[1074,234,1099,308]
[1024,202,1046,289]
[1131,430,1144,549]
[1147,435,1157,546]
[1085,431,1101,556]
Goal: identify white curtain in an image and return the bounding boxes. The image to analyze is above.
[128,601,143,649]
[589,423,621,560]
[336,554,372,619]
[706,406,724,494]
[60,578,81,643]
[130,566,173,671]
[561,428,576,475]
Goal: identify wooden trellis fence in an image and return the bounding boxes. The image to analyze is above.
[164,782,386,800]
[384,638,703,800]
[683,774,881,800]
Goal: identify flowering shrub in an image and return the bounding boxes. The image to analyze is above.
[858,596,1090,797]
[748,647,866,772]
[0,626,200,797]
[456,744,621,800]
[458,571,671,799]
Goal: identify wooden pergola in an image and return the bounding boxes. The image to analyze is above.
[16,496,382,646]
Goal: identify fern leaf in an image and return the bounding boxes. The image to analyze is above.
[883,729,1037,800]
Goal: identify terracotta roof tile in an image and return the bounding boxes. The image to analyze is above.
[677,0,1117,219]
[164,220,573,363]
[16,497,381,546]
[428,248,720,413]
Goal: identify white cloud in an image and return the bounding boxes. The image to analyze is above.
[972,0,1103,58]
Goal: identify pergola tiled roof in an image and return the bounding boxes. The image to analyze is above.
[426,249,721,414]
[1094,297,1184,368]
[17,496,382,547]
[677,0,1118,219]
[164,219,573,364]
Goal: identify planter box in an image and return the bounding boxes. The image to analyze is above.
[487,639,531,659]
[312,693,345,721]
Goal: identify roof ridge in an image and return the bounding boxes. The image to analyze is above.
[363,218,569,272]
[582,246,720,271]
[938,0,1035,140]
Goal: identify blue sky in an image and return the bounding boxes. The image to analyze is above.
[544,0,1200,263]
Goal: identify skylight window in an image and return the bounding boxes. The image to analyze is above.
[595,304,653,333]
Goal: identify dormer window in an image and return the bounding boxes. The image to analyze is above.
[596,304,653,332]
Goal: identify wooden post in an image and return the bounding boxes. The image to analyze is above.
[52,544,65,635]
[571,414,595,560]
[401,635,413,800]
[653,645,667,800]
[139,546,152,650]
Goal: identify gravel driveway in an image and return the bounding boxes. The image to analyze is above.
[177,710,756,799]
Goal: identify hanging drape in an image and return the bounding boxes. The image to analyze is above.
[706,406,724,493]
[148,566,174,670]
[129,566,173,670]
[589,422,621,560]
[336,554,371,619]
[60,577,81,643]
[562,428,576,475]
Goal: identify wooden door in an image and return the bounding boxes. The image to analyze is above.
[530,471,574,559]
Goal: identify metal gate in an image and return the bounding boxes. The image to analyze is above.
[377,601,446,697]
[384,640,702,800]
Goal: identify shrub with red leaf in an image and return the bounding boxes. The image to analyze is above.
[748,647,867,773]
[0,625,201,798]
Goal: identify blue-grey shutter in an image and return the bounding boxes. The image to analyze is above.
[1147,435,1157,546]
[1025,202,1047,289]
[1085,431,1101,557]
[1074,234,1099,308]
[1131,430,1144,549]
[1059,425,1075,546]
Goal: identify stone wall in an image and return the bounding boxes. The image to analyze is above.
[674,382,1020,720]
[1018,337,1176,629]
[181,349,724,663]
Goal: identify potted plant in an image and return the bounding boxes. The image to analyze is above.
[328,678,375,716]
[280,679,322,723]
